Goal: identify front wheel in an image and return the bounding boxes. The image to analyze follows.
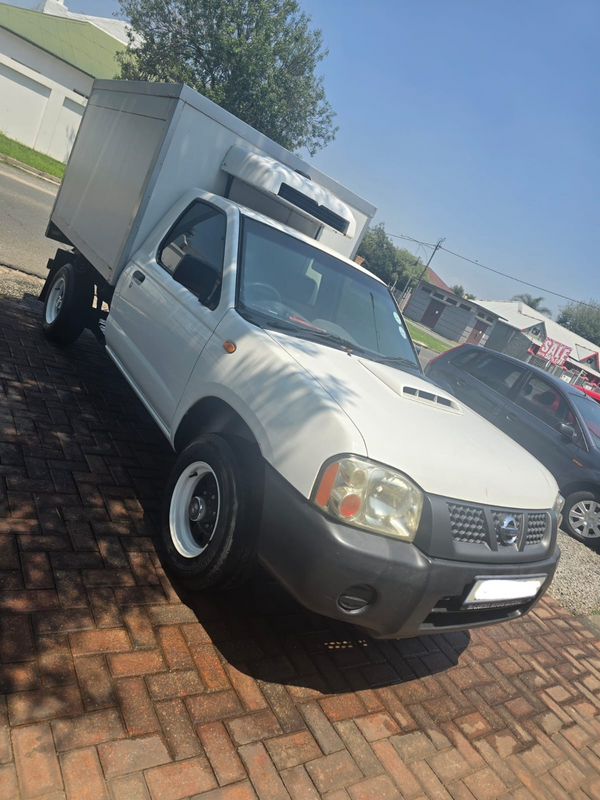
[563,490,600,543]
[42,263,93,345]
[160,435,260,591]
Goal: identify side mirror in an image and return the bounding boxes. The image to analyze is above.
[173,254,220,309]
[415,345,422,355]
[557,422,577,441]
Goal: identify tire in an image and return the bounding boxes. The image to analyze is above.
[563,490,600,544]
[42,263,93,345]
[160,434,260,591]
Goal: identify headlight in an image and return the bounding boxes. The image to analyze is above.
[313,456,424,541]
[553,493,565,527]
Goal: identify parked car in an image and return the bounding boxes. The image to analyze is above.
[426,344,600,543]
[579,386,600,404]
[38,80,561,639]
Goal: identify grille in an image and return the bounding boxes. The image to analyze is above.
[492,511,523,547]
[448,503,487,544]
[278,184,350,234]
[526,512,548,545]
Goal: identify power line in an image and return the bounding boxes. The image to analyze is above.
[385,230,594,308]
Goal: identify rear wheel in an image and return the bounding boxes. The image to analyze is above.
[42,263,93,345]
[563,490,600,543]
[160,434,260,591]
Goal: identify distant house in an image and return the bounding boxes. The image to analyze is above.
[402,272,500,346]
[478,300,600,387]
[0,1,126,162]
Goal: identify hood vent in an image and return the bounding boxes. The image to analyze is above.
[402,386,461,413]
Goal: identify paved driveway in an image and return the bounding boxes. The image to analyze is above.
[2,289,600,799]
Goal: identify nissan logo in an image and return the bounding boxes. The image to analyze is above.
[499,515,519,546]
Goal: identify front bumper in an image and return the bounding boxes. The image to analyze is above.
[259,466,560,639]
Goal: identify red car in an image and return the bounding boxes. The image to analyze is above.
[577,386,600,404]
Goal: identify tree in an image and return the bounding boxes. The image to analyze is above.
[117,0,337,155]
[356,223,423,287]
[451,284,476,301]
[511,293,552,317]
[557,300,600,347]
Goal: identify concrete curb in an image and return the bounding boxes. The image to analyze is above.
[0,261,46,282]
[0,154,62,185]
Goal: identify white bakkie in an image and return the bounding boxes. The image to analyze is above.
[39,80,561,639]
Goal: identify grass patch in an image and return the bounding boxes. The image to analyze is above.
[0,133,65,179]
[405,320,455,354]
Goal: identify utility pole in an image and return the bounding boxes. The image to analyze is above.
[399,237,446,309]
[415,237,446,286]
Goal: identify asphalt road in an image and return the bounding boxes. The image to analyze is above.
[0,161,64,279]
[418,346,437,369]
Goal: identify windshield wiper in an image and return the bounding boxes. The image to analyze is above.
[241,307,420,368]
[244,309,360,352]
[376,354,420,368]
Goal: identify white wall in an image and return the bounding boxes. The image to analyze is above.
[0,28,89,162]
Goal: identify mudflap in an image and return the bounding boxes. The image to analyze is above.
[39,250,74,303]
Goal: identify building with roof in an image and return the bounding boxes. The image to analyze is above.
[402,278,502,346]
[11,0,133,45]
[479,300,600,387]
[0,1,125,161]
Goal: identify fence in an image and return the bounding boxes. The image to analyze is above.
[525,353,592,387]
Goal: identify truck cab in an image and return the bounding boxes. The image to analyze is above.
[39,80,562,639]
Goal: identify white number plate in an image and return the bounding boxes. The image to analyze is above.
[464,576,546,605]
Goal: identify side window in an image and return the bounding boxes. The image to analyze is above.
[450,349,480,369]
[465,354,526,398]
[516,376,576,429]
[159,201,226,309]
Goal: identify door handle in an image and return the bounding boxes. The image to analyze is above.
[455,378,466,387]
[132,270,145,284]
[506,412,518,421]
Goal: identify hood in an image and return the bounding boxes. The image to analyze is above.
[268,332,558,509]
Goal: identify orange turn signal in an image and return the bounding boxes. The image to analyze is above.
[315,462,339,508]
[223,341,236,353]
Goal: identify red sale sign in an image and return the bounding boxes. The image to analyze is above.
[538,337,572,367]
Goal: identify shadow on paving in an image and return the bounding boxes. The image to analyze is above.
[0,292,469,706]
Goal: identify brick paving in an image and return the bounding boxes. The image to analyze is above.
[1,292,600,799]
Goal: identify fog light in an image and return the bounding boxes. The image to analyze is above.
[337,584,376,613]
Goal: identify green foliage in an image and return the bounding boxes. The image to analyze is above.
[117,0,337,155]
[511,293,552,317]
[357,223,424,288]
[557,300,600,347]
[0,133,65,178]
[450,284,476,300]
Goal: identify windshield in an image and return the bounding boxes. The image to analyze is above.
[572,392,600,443]
[237,218,420,369]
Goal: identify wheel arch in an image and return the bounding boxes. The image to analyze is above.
[561,481,600,500]
[173,396,263,458]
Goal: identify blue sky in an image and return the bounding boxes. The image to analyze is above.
[71,0,598,312]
